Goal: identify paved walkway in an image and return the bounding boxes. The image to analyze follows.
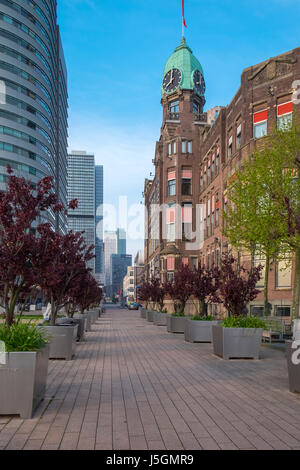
[1,306,300,450]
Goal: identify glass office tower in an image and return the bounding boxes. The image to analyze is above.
[0,0,68,231]
[67,151,95,272]
[95,165,104,284]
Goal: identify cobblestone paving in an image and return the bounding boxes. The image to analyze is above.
[1,306,300,450]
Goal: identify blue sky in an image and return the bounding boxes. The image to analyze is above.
[58,0,300,256]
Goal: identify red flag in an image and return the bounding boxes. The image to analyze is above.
[182,0,187,28]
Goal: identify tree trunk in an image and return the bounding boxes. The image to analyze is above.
[292,247,300,320]
[263,255,270,317]
[50,295,56,326]
[199,300,206,316]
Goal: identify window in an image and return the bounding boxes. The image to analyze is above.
[191,258,198,269]
[216,152,220,174]
[167,257,175,271]
[276,260,292,289]
[182,140,192,153]
[168,141,176,155]
[236,124,242,149]
[166,204,175,242]
[167,272,174,282]
[254,253,266,288]
[275,306,291,317]
[181,169,192,195]
[215,198,220,227]
[193,101,200,115]
[253,110,268,138]
[169,100,179,117]
[167,169,176,196]
[182,203,193,241]
[207,165,211,184]
[200,174,203,191]
[250,306,265,317]
[277,102,293,130]
[228,136,232,158]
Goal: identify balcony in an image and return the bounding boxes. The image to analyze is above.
[168,112,179,121]
[194,112,207,123]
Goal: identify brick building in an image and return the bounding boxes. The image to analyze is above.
[144,37,300,317]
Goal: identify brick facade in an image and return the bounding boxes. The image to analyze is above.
[144,45,300,317]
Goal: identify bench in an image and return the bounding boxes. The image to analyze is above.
[262,318,286,343]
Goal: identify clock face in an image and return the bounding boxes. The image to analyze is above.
[163,68,182,93]
[193,70,206,95]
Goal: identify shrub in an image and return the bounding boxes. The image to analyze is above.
[190,315,215,321]
[171,312,185,317]
[222,316,267,329]
[0,322,49,352]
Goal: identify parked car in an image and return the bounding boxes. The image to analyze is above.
[128,302,139,310]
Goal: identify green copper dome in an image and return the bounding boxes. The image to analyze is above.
[161,38,204,97]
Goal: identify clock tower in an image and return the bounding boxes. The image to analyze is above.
[144,37,208,281]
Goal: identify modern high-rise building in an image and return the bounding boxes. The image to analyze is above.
[117,228,126,254]
[111,254,132,298]
[67,151,95,272]
[0,1,68,232]
[95,165,104,284]
[104,230,118,297]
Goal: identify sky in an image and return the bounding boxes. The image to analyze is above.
[57,0,300,257]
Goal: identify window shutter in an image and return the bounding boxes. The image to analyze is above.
[277,102,293,117]
[253,110,268,124]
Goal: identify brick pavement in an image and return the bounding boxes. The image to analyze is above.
[1,306,300,450]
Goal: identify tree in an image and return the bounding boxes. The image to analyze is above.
[67,272,102,316]
[0,166,74,327]
[164,265,193,314]
[223,116,300,317]
[219,253,263,318]
[137,280,152,309]
[36,225,95,325]
[191,265,221,316]
[149,278,165,312]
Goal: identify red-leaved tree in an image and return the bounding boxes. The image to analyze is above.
[0,166,77,327]
[218,252,263,317]
[67,272,102,316]
[164,265,193,314]
[191,265,221,316]
[35,225,95,325]
[137,280,152,309]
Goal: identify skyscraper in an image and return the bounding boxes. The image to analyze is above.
[104,230,118,297]
[117,228,126,255]
[95,165,104,284]
[0,1,68,232]
[111,254,132,298]
[67,151,95,272]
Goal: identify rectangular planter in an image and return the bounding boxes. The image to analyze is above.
[185,319,221,343]
[88,310,99,324]
[168,316,186,334]
[212,325,263,360]
[140,308,147,319]
[38,325,78,360]
[146,310,155,322]
[286,341,300,393]
[154,312,168,326]
[0,345,49,419]
[57,317,85,342]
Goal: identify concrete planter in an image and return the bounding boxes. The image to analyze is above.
[88,310,99,324]
[56,317,85,342]
[146,310,155,322]
[85,312,92,332]
[0,345,49,419]
[166,314,172,332]
[38,325,78,360]
[286,341,300,393]
[185,319,221,343]
[154,312,168,326]
[140,308,147,319]
[212,325,263,360]
[168,315,186,334]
